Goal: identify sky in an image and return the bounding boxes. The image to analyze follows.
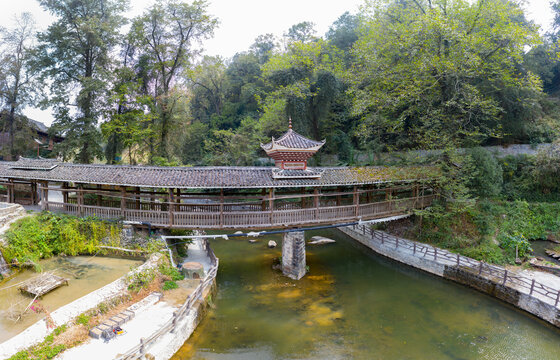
[0,0,556,126]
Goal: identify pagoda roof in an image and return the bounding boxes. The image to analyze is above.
[261,128,325,152]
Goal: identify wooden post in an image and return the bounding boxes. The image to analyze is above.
[62,182,68,211]
[96,184,102,207]
[478,261,483,275]
[261,188,267,211]
[140,337,146,356]
[135,187,141,210]
[40,182,47,211]
[530,279,535,295]
[314,187,319,220]
[555,291,560,307]
[502,270,508,285]
[395,236,399,248]
[413,242,416,254]
[168,188,174,227]
[7,179,14,203]
[30,181,36,205]
[354,186,359,217]
[77,184,84,216]
[269,188,274,225]
[456,253,460,266]
[220,188,224,227]
[120,186,126,218]
[434,248,437,261]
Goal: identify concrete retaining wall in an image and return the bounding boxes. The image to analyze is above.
[147,281,217,360]
[339,226,560,328]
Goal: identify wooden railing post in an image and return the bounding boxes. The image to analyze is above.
[413,242,416,254]
[478,261,483,275]
[456,254,460,266]
[395,236,399,248]
[530,279,535,295]
[140,338,146,356]
[555,291,560,307]
[434,248,437,261]
[502,270,508,285]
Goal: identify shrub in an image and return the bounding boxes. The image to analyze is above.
[163,280,179,291]
[467,147,503,198]
[126,268,156,292]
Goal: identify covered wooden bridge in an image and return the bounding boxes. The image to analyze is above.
[0,126,436,230]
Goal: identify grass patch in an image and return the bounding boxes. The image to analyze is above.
[163,280,179,291]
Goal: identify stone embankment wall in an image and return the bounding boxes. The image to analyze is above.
[340,225,560,328]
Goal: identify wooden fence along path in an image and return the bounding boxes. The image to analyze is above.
[116,244,219,360]
[350,224,560,309]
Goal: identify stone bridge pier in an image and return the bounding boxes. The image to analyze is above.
[282,231,306,280]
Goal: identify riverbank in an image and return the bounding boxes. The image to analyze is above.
[340,225,560,328]
[0,254,161,359]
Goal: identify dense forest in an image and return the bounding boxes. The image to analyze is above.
[0,0,559,166]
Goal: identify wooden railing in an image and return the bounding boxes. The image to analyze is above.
[116,245,219,360]
[350,224,560,308]
[43,194,435,229]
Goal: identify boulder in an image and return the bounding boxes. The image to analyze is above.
[249,239,258,243]
[268,240,277,248]
[308,236,336,245]
[234,231,243,235]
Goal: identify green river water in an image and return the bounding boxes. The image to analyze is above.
[173,228,560,360]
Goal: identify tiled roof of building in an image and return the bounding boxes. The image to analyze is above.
[0,159,436,189]
[261,129,325,151]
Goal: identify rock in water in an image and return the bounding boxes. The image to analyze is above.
[308,236,336,245]
[234,231,243,235]
[249,239,258,243]
[268,240,277,248]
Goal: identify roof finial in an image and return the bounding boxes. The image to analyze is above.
[288,117,292,130]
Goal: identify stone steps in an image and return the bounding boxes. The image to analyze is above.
[89,292,162,340]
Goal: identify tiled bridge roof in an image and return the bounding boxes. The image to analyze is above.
[0,159,435,189]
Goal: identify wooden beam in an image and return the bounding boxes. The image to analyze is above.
[220,188,224,227]
[269,188,274,224]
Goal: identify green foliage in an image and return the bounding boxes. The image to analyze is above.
[500,234,532,258]
[126,268,156,292]
[350,0,542,150]
[0,212,122,265]
[75,314,90,327]
[162,280,179,291]
[8,325,68,360]
[158,263,184,281]
[419,199,560,264]
[467,147,503,197]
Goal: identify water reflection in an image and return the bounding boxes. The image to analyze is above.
[173,229,560,360]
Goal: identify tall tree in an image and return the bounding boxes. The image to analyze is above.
[35,0,128,163]
[350,0,543,150]
[130,0,217,160]
[0,13,38,159]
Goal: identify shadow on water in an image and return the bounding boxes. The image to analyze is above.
[172,228,560,360]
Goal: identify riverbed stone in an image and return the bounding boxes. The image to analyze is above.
[282,232,306,280]
[308,236,336,245]
[268,240,277,248]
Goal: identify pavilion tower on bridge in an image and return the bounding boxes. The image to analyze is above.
[261,119,325,179]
